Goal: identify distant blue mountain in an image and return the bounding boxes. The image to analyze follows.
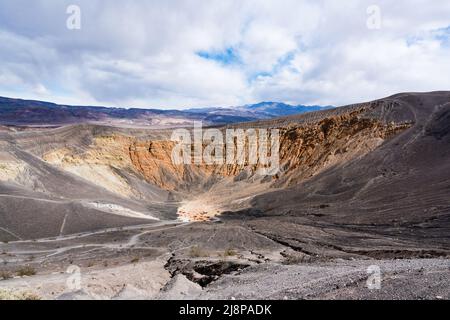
[241,102,333,118]
[186,102,333,120]
[0,96,334,127]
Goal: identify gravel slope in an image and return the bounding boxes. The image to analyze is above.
[201,258,450,300]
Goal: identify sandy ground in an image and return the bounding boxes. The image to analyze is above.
[177,178,274,222]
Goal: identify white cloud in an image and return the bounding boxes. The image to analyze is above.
[0,0,449,108]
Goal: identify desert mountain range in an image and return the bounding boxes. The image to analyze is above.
[0,96,331,128]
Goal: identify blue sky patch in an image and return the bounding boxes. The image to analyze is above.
[248,51,297,82]
[197,47,241,65]
[432,25,450,45]
[407,25,450,47]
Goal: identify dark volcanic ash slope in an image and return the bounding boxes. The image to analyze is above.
[228,91,450,257]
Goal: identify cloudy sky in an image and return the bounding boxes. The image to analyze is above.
[0,0,450,109]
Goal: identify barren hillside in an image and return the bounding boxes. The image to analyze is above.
[0,92,449,300]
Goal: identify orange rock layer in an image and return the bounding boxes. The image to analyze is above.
[126,110,412,190]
